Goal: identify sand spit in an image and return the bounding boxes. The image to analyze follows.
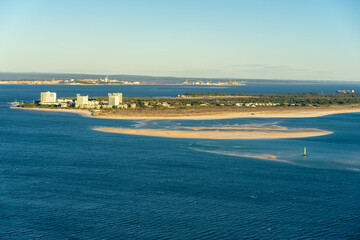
[189,148,291,163]
[94,109,360,120]
[94,127,332,140]
[16,107,93,117]
[17,107,360,120]
[222,152,278,160]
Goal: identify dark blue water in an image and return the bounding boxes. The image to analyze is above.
[1,84,360,239]
[2,83,360,100]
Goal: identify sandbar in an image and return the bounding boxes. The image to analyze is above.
[176,125,288,131]
[203,151,278,160]
[94,127,332,139]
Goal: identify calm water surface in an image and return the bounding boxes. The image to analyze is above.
[0,84,359,239]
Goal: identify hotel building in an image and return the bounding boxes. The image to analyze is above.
[108,93,123,106]
[76,94,89,107]
[40,91,57,104]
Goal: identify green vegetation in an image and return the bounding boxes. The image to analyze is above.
[180,92,360,107]
[114,92,360,109]
[20,103,63,109]
[17,92,360,112]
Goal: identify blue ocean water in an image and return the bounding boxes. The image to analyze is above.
[1,84,360,239]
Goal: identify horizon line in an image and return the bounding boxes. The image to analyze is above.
[0,71,357,82]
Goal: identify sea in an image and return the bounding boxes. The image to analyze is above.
[0,83,360,239]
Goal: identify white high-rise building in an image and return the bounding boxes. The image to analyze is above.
[40,91,57,104]
[76,94,88,106]
[108,93,123,106]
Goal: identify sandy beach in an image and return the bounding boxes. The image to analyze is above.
[94,127,333,140]
[16,107,93,117]
[93,108,360,120]
[176,125,289,131]
[17,107,360,120]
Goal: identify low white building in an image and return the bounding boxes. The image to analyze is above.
[117,104,128,109]
[57,98,74,103]
[162,102,171,107]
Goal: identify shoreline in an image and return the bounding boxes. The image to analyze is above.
[16,106,360,120]
[94,127,333,140]
[16,107,93,118]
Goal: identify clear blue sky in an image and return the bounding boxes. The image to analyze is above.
[0,0,359,80]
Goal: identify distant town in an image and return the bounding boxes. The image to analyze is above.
[0,75,248,86]
[0,76,141,85]
[182,78,245,86]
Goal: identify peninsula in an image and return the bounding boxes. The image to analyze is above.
[14,91,359,140]
[14,91,360,120]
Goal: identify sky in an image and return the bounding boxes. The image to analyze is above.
[0,0,359,80]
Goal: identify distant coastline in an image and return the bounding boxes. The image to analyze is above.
[1,72,341,84]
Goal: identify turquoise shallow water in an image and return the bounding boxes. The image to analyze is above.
[1,84,360,239]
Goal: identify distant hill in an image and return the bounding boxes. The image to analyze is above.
[0,72,346,84]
